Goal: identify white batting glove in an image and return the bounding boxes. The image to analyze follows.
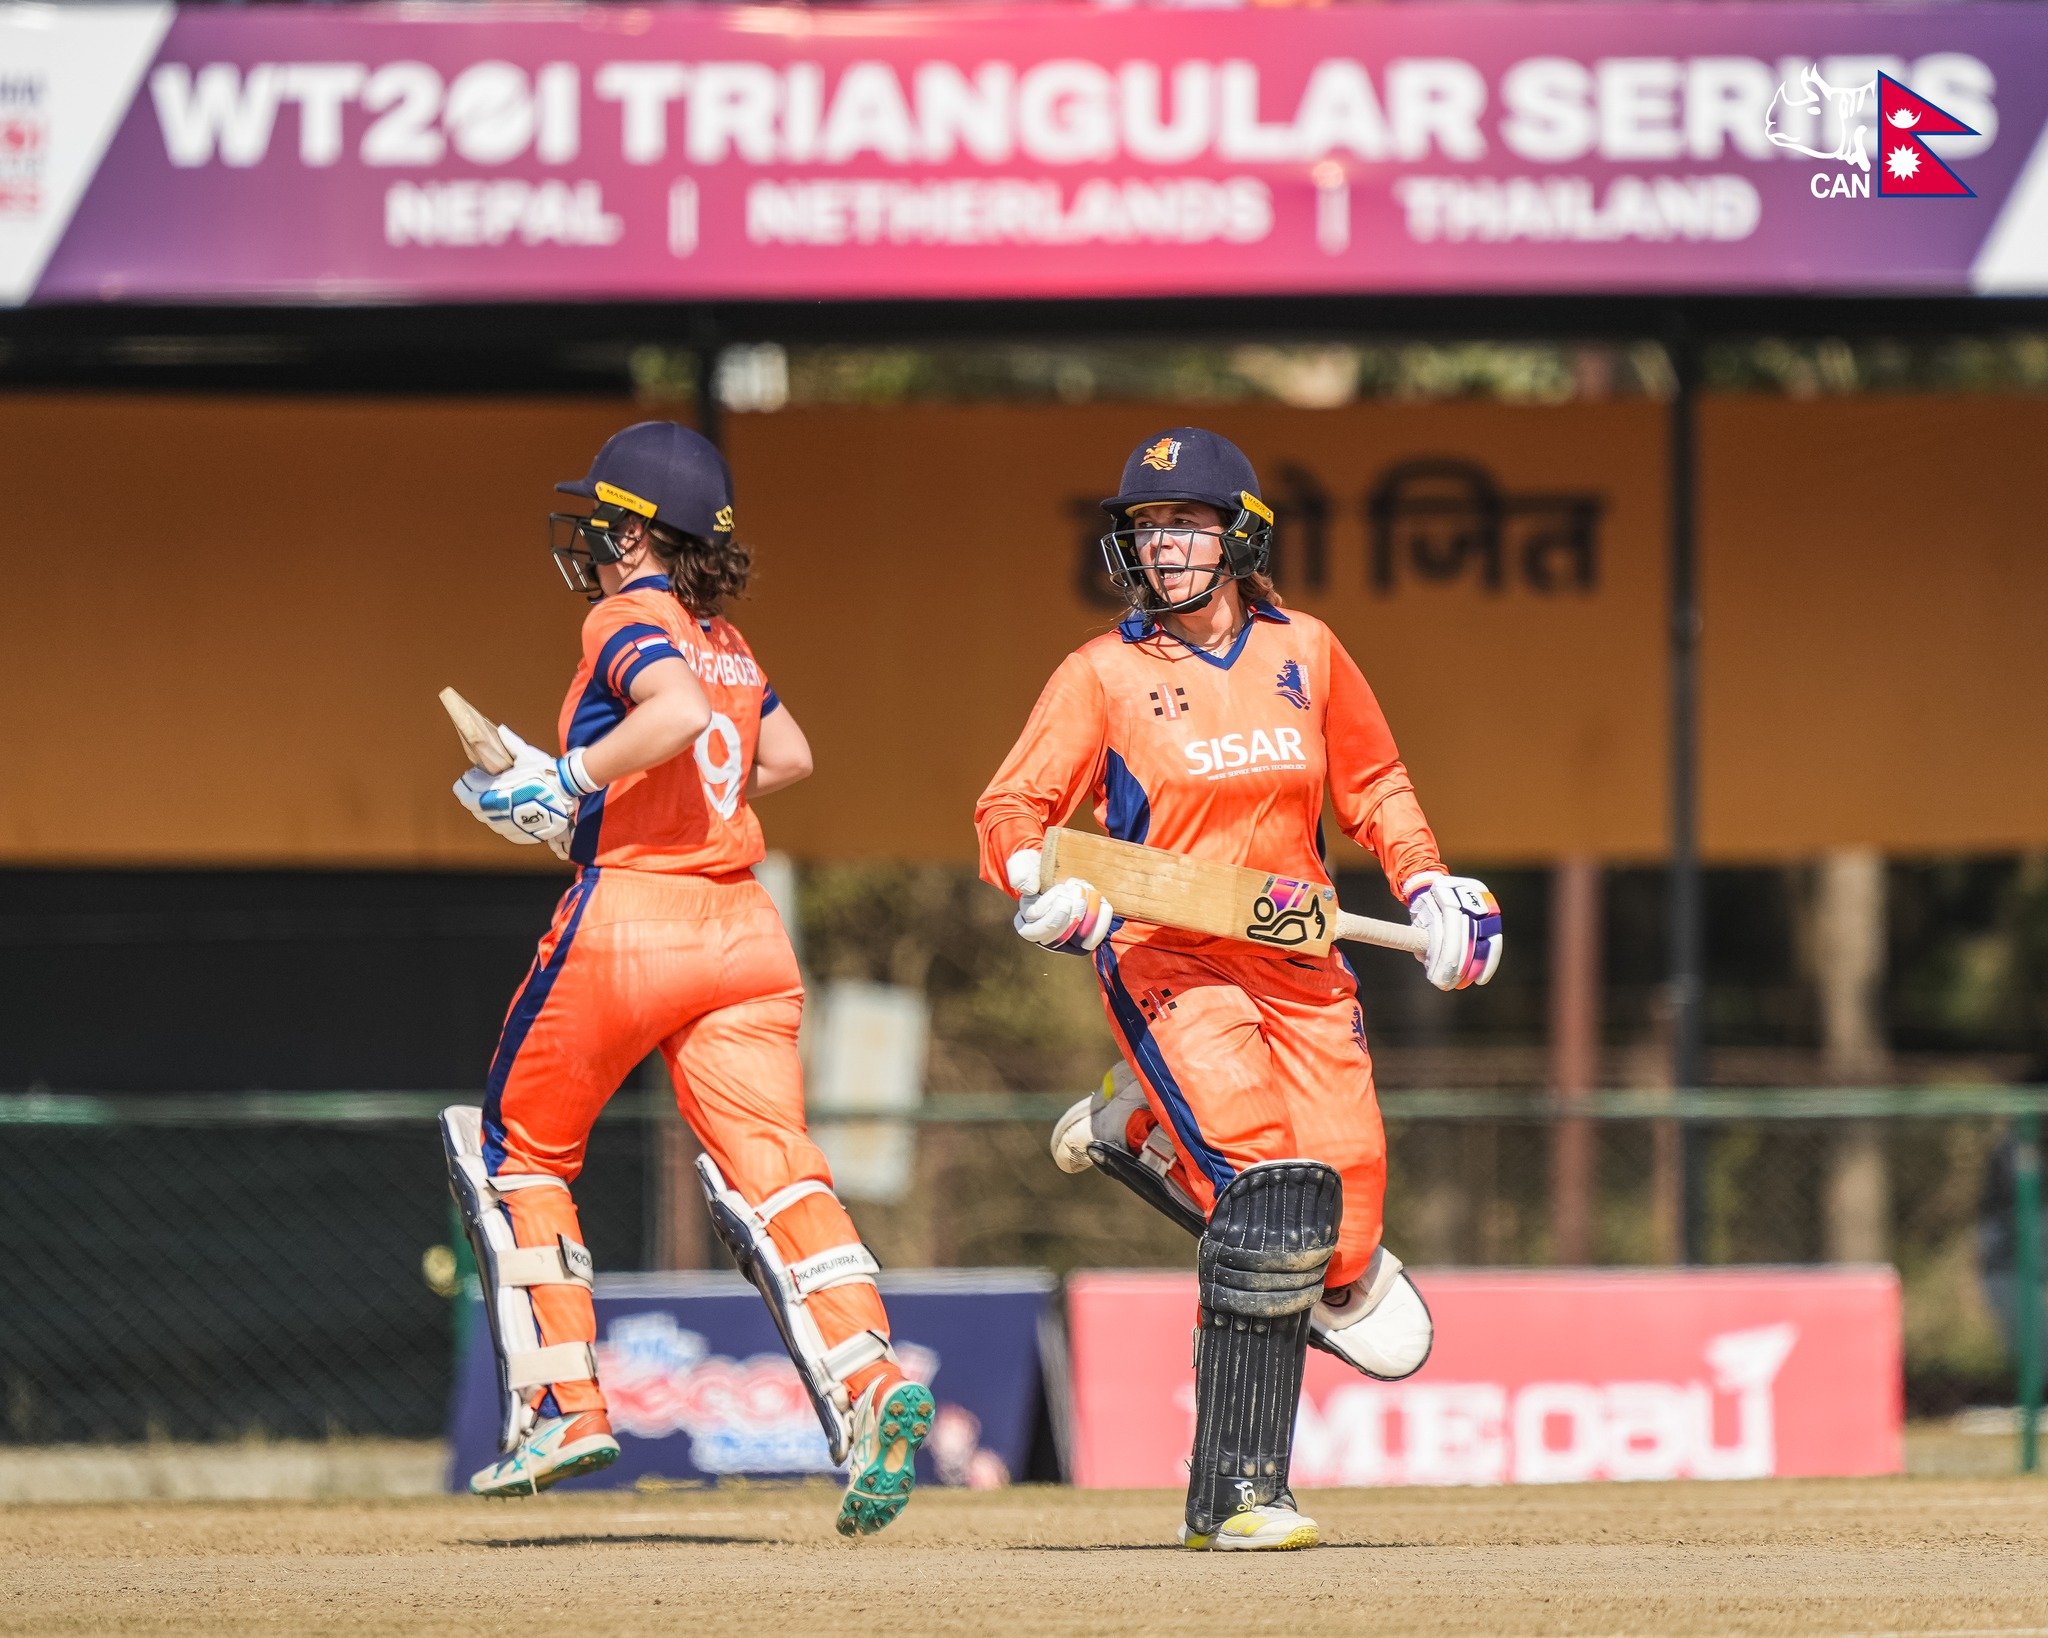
[1007,848,1114,954]
[1403,872,1503,991]
[453,728,584,856]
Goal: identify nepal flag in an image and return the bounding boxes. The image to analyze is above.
[1876,72,1977,199]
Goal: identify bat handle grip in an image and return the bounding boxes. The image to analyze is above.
[1335,910,1429,957]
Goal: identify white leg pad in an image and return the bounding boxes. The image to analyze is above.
[695,1153,891,1465]
[440,1105,599,1451]
[1312,1247,1435,1381]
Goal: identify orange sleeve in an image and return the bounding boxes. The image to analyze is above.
[1325,633,1446,898]
[974,653,1109,895]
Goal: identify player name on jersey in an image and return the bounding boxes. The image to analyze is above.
[681,641,764,689]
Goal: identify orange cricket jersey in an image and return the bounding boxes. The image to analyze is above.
[557,573,779,875]
[975,603,1445,937]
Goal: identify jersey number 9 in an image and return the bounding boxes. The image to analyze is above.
[695,712,746,820]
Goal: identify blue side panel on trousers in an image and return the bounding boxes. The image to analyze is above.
[1093,942,1235,1192]
[481,869,599,1173]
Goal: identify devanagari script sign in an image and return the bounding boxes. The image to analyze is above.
[4,2,2048,304]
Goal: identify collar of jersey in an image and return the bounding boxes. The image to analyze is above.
[608,574,670,598]
[1119,600,1288,669]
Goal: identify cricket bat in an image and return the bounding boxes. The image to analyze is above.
[441,687,571,861]
[439,687,514,775]
[1038,826,1427,957]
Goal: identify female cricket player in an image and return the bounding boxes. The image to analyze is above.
[974,427,1500,1551]
[444,420,931,1536]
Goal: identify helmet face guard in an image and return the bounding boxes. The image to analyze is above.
[1099,490,1275,617]
[548,503,635,600]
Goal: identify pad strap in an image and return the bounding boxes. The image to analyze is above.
[755,1179,833,1223]
[788,1242,881,1298]
[821,1329,891,1383]
[489,1172,573,1196]
[506,1341,598,1392]
[1138,1125,1179,1177]
[498,1237,594,1290]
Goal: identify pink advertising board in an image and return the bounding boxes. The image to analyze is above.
[1066,1267,1903,1488]
[2,3,2047,305]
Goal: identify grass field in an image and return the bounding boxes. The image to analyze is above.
[5,1476,2045,1636]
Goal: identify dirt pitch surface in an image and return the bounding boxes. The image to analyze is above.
[4,1478,2046,1636]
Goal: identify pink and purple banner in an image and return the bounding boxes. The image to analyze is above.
[4,2,2047,306]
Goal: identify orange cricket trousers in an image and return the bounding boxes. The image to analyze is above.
[482,866,890,1418]
[1092,935,1386,1289]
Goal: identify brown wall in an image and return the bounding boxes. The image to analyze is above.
[3,392,2040,868]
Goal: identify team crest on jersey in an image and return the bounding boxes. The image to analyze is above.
[1140,437,1182,472]
[1149,685,1189,720]
[1276,660,1310,710]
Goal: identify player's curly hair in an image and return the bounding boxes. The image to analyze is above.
[1241,569,1281,608]
[646,521,752,619]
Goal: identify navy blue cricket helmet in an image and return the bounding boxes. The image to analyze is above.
[550,421,735,598]
[1099,427,1275,616]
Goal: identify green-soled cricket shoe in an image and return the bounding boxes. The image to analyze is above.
[469,1410,619,1497]
[836,1378,934,1538]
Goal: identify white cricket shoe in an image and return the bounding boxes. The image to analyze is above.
[1312,1246,1434,1381]
[1052,1064,1202,1202]
[1052,1062,1153,1175]
[469,1410,619,1497]
[1179,1502,1322,1552]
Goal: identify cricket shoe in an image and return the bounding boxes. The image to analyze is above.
[469,1410,619,1497]
[1179,1502,1322,1552]
[1051,1063,1147,1175]
[836,1376,935,1538]
[1051,1065,1203,1226]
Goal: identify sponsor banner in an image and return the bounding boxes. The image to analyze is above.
[3,2,2047,304]
[447,1270,1050,1491]
[1067,1267,1902,1488]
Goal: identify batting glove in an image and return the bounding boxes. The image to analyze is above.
[1008,848,1114,955]
[456,728,584,851]
[1403,872,1502,991]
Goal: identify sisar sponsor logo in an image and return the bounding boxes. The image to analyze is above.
[1183,725,1306,778]
[1767,64,1980,201]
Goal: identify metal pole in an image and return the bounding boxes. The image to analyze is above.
[2016,1110,2042,1474]
[1666,320,1707,1263]
[449,1200,477,1365]
[695,338,725,451]
[1548,856,1601,1265]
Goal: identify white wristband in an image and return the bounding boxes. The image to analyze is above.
[557,748,601,797]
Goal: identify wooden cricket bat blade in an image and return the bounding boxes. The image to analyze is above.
[1039,827,1425,957]
[439,687,515,775]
